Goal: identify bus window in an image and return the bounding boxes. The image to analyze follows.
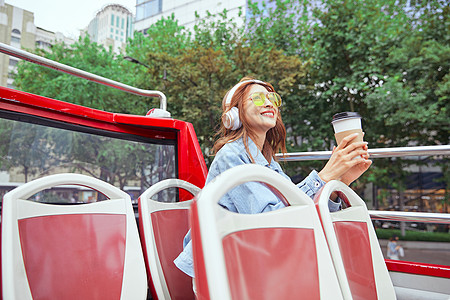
[0,116,177,207]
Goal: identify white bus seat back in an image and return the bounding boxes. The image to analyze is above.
[315,180,396,300]
[139,179,201,300]
[1,173,147,300]
[191,164,343,300]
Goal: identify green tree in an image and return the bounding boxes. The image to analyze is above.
[382,0,449,145]
[5,123,60,182]
[282,0,449,199]
[0,119,14,171]
[14,36,150,115]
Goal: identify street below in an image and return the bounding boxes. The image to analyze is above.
[379,240,450,266]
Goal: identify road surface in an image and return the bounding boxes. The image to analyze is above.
[379,240,450,266]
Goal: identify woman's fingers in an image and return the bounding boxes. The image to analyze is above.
[344,148,370,160]
[336,133,359,149]
[349,155,370,166]
[341,141,368,153]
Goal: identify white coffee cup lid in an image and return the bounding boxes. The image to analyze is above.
[331,112,361,123]
[331,112,362,132]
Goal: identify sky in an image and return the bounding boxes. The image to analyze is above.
[8,0,136,39]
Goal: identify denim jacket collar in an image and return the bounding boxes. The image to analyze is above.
[241,137,283,173]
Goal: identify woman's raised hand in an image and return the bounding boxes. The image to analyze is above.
[318,133,372,185]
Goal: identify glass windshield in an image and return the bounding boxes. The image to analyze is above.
[0,116,177,205]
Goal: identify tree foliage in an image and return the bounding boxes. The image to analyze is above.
[14,36,149,114]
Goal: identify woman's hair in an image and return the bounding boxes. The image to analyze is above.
[212,77,287,162]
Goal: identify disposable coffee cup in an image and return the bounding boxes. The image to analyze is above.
[331,112,363,145]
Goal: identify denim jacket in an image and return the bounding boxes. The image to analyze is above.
[174,137,341,277]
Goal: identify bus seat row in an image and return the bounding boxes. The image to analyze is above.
[1,173,199,300]
[190,164,395,300]
[1,166,396,300]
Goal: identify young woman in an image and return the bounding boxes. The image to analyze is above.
[174,77,372,278]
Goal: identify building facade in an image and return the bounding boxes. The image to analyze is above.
[0,0,74,88]
[0,0,35,88]
[35,27,74,51]
[134,0,247,35]
[85,4,134,53]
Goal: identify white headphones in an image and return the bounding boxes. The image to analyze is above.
[222,79,265,130]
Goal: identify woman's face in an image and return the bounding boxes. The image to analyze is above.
[242,84,279,137]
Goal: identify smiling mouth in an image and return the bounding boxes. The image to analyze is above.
[261,111,274,117]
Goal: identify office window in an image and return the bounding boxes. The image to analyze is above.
[35,40,52,49]
[12,29,21,35]
[116,16,120,27]
[111,14,114,26]
[136,0,162,21]
[111,28,113,33]
[121,18,124,29]
[140,27,150,36]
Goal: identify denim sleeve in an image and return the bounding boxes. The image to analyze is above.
[298,170,341,212]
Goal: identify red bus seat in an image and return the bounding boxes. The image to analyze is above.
[138,179,200,300]
[314,180,396,300]
[191,164,343,300]
[1,173,147,300]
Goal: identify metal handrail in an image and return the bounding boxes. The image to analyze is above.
[369,210,450,224]
[0,42,167,111]
[279,145,450,224]
[277,145,450,161]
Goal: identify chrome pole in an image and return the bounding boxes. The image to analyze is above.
[277,145,450,161]
[369,210,450,224]
[0,42,167,111]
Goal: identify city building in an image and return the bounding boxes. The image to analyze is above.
[134,0,248,35]
[0,0,74,88]
[84,4,134,54]
[0,0,35,88]
[35,27,74,51]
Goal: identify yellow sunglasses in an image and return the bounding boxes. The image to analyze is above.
[249,92,282,107]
